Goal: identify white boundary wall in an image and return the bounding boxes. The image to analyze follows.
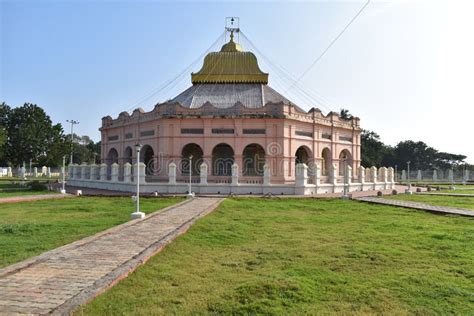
[68,163,395,195]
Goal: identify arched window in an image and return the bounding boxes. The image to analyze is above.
[140,145,155,175]
[243,144,265,176]
[123,147,133,164]
[321,148,331,176]
[181,143,204,176]
[106,148,119,165]
[339,150,353,176]
[295,146,311,165]
[212,143,234,176]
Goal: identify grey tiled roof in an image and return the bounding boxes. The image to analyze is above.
[170,83,302,110]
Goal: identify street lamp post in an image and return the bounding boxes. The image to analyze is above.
[61,155,66,194]
[187,155,194,199]
[405,161,412,194]
[342,158,349,199]
[131,144,145,220]
[66,120,79,165]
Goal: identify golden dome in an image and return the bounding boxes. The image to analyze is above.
[191,32,268,84]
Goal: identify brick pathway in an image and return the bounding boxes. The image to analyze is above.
[356,196,474,217]
[0,193,71,204]
[0,197,224,315]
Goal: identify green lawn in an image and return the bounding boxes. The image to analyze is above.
[0,196,183,268]
[77,198,474,315]
[0,180,59,197]
[440,189,474,195]
[387,194,474,210]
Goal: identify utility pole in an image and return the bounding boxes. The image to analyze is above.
[66,120,79,165]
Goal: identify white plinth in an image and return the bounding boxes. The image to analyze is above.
[405,189,413,195]
[187,192,195,199]
[130,211,145,220]
[60,189,66,194]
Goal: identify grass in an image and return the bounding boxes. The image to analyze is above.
[387,194,474,210]
[77,198,474,315]
[0,179,59,197]
[440,189,474,195]
[0,196,183,268]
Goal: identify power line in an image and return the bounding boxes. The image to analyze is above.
[287,0,371,92]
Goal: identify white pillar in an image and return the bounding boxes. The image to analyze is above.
[346,165,352,185]
[123,163,132,183]
[314,164,321,186]
[365,167,371,182]
[20,166,26,180]
[295,163,308,187]
[100,163,107,181]
[387,167,395,183]
[448,169,454,182]
[433,169,438,181]
[231,163,239,185]
[330,163,338,186]
[80,163,87,179]
[200,163,208,185]
[134,162,146,184]
[380,167,388,183]
[46,167,51,178]
[263,164,271,186]
[401,170,407,181]
[370,166,378,183]
[7,167,12,177]
[90,164,98,180]
[73,164,80,179]
[359,166,365,184]
[33,167,38,178]
[416,170,422,181]
[111,163,119,182]
[168,162,176,185]
[68,164,74,180]
[464,170,470,182]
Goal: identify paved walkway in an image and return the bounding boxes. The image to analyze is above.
[356,196,474,217]
[0,193,72,204]
[0,197,224,315]
[418,192,474,197]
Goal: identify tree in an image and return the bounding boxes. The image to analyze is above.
[360,130,390,167]
[0,103,11,165]
[4,103,66,166]
[340,108,353,120]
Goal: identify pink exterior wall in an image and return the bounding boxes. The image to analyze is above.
[100,103,361,184]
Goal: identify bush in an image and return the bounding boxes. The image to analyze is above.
[28,181,48,191]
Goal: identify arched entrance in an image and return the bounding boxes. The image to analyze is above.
[321,148,331,176]
[212,143,234,176]
[295,146,311,165]
[181,143,204,176]
[140,145,155,175]
[339,149,353,176]
[106,148,119,165]
[123,146,133,164]
[243,144,265,176]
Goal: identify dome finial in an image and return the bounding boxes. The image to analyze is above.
[230,30,234,42]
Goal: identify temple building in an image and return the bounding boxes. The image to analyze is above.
[99,30,361,187]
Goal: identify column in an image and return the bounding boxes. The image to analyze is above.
[33,167,38,178]
[433,169,438,181]
[100,163,107,181]
[231,163,239,185]
[263,164,271,186]
[200,163,208,185]
[123,163,132,183]
[134,162,146,184]
[295,163,308,187]
[330,163,338,186]
[81,163,87,179]
[90,164,98,180]
[359,166,365,184]
[416,170,422,181]
[111,163,119,182]
[168,162,176,185]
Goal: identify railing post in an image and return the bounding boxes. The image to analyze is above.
[123,163,131,183]
[7,167,12,177]
[168,162,176,185]
[401,169,406,181]
[346,165,352,185]
[330,163,338,186]
[100,163,107,181]
[200,163,208,185]
[111,163,119,182]
[295,163,308,187]
[263,164,271,186]
[359,166,365,184]
[81,163,87,179]
[416,170,422,181]
[448,169,454,183]
[387,167,395,185]
[231,163,239,185]
[135,162,146,184]
[90,164,98,180]
[33,167,38,178]
[314,164,321,187]
[433,169,438,181]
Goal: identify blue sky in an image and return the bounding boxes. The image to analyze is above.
[1,0,473,163]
